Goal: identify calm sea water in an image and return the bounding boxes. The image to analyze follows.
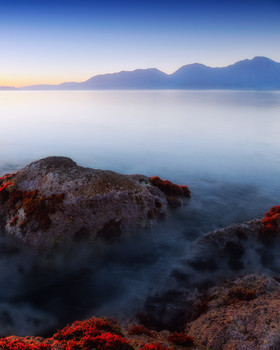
[0,90,280,336]
[1,90,280,219]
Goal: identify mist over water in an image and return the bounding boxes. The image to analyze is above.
[0,90,280,336]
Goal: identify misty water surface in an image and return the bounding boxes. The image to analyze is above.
[0,90,280,336]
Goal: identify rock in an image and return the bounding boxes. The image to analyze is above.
[138,208,280,340]
[0,157,190,247]
[193,220,262,253]
[186,219,274,273]
[186,273,280,350]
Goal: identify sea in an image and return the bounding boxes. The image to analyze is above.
[0,90,280,336]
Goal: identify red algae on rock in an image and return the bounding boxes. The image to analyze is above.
[0,338,51,349]
[150,177,191,199]
[167,332,195,347]
[128,325,154,338]
[0,316,199,350]
[53,317,132,350]
[0,182,13,192]
[141,343,172,350]
[150,176,191,208]
[0,173,16,183]
[262,206,280,232]
[6,189,65,231]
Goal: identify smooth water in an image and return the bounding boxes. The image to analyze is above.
[2,90,280,225]
[0,90,280,336]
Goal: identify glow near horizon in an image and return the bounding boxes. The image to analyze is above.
[0,0,279,87]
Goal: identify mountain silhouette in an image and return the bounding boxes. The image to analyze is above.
[19,57,280,90]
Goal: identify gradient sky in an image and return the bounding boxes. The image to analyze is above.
[0,0,279,87]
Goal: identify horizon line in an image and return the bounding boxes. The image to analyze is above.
[1,56,279,89]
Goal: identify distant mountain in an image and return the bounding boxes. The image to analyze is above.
[169,56,280,89]
[17,57,280,90]
[0,86,17,90]
[21,68,170,90]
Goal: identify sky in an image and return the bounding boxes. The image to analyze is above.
[0,0,279,87]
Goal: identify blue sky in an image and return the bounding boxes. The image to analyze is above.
[0,0,279,86]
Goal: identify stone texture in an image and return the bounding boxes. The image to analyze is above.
[186,274,280,350]
[0,157,190,247]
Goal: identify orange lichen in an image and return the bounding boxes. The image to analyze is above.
[262,206,280,232]
[128,325,154,337]
[150,177,191,198]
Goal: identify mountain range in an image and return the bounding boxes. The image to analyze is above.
[2,57,280,90]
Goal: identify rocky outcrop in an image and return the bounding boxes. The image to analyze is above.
[186,210,280,274]
[0,157,190,247]
[186,274,280,350]
[137,206,280,341]
[2,274,280,350]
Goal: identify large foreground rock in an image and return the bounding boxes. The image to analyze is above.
[186,273,280,350]
[0,157,190,247]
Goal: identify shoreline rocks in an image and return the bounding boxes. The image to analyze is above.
[0,157,190,247]
[1,158,280,349]
[186,273,280,350]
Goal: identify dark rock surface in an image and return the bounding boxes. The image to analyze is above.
[186,274,280,350]
[0,157,190,247]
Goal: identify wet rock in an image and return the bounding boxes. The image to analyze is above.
[0,157,190,247]
[186,273,280,350]
[193,220,263,254]
[186,220,263,274]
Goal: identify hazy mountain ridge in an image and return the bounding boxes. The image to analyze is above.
[7,57,280,90]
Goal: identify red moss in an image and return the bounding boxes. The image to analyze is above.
[141,343,172,350]
[150,177,190,198]
[53,317,132,350]
[128,325,154,337]
[72,333,132,350]
[6,189,65,231]
[262,206,280,232]
[0,315,206,350]
[0,173,16,183]
[167,332,195,347]
[53,317,121,341]
[0,338,51,349]
[0,182,13,192]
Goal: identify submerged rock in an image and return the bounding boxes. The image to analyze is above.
[187,209,280,274]
[0,157,190,247]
